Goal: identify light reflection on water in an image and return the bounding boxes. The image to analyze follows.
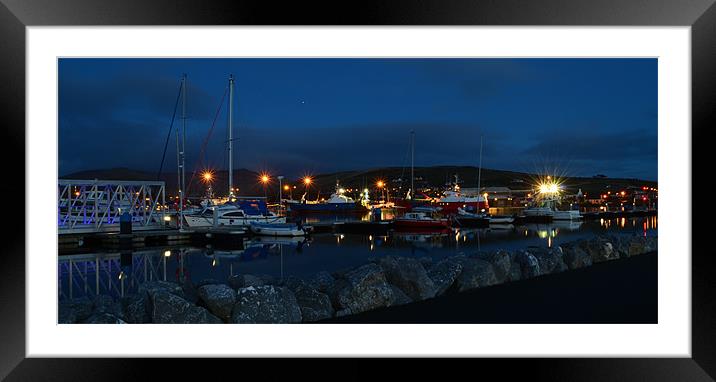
[58,216,657,300]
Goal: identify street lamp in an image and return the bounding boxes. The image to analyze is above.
[260,173,271,200]
[376,180,386,201]
[303,176,312,200]
[277,175,284,211]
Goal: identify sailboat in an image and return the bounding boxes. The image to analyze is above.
[183,75,286,228]
[393,131,431,211]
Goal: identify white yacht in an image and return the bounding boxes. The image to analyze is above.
[183,198,285,228]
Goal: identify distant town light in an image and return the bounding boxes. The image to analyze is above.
[283,185,290,191]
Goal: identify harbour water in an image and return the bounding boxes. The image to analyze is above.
[57,216,657,300]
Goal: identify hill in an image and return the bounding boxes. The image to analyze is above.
[61,166,657,199]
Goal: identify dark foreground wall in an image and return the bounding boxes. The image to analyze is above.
[323,252,657,324]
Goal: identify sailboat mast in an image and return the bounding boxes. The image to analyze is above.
[410,130,415,198]
[477,135,483,205]
[228,75,234,197]
[179,74,187,230]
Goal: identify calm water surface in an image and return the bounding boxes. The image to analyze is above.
[58,216,657,300]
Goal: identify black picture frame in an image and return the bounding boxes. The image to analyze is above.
[1,0,712,379]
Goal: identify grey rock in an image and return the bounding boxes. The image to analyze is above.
[514,250,541,279]
[604,235,630,258]
[231,285,302,323]
[427,257,463,296]
[332,263,393,314]
[197,284,237,321]
[560,242,593,270]
[139,281,185,298]
[150,292,222,324]
[293,285,334,322]
[377,257,436,301]
[579,238,617,263]
[474,250,513,283]
[454,257,498,291]
[93,295,123,318]
[194,278,222,288]
[529,246,568,275]
[388,285,413,306]
[228,274,265,290]
[306,271,336,293]
[83,312,126,324]
[418,256,434,271]
[645,236,658,253]
[121,294,150,324]
[58,297,93,324]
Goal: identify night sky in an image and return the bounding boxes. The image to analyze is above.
[58,58,657,180]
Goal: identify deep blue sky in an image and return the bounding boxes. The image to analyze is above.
[59,58,657,180]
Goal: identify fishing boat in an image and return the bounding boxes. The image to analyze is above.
[394,211,450,231]
[434,175,488,214]
[249,222,309,237]
[286,182,368,213]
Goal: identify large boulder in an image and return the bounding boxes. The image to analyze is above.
[560,242,593,270]
[453,257,498,291]
[514,250,541,279]
[377,257,436,301]
[645,236,658,253]
[231,285,302,323]
[228,274,265,290]
[331,263,394,316]
[121,294,150,324]
[139,281,185,299]
[292,284,334,322]
[473,250,513,283]
[58,297,93,324]
[305,271,336,293]
[579,237,617,263]
[388,285,413,306]
[604,235,630,258]
[427,257,463,296]
[83,312,126,324]
[92,295,123,319]
[529,247,567,275]
[197,284,237,321]
[150,292,222,324]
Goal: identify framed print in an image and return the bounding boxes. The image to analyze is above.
[1,0,714,379]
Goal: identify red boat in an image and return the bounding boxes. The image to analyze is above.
[393,212,451,231]
[433,184,488,215]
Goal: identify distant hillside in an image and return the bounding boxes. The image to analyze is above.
[62,166,656,199]
[61,167,264,198]
[285,166,657,197]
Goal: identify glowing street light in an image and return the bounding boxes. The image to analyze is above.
[259,173,271,199]
[201,170,214,184]
[303,176,312,186]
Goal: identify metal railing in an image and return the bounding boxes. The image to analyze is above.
[58,179,166,234]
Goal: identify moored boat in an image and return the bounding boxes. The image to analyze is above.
[287,182,368,214]
[183,198,286,228]
[249,222,309,237]
[394,212,450,231]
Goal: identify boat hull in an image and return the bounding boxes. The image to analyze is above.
[394,219,450,231]
[287,202,368,213]
[184,214,286,228]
